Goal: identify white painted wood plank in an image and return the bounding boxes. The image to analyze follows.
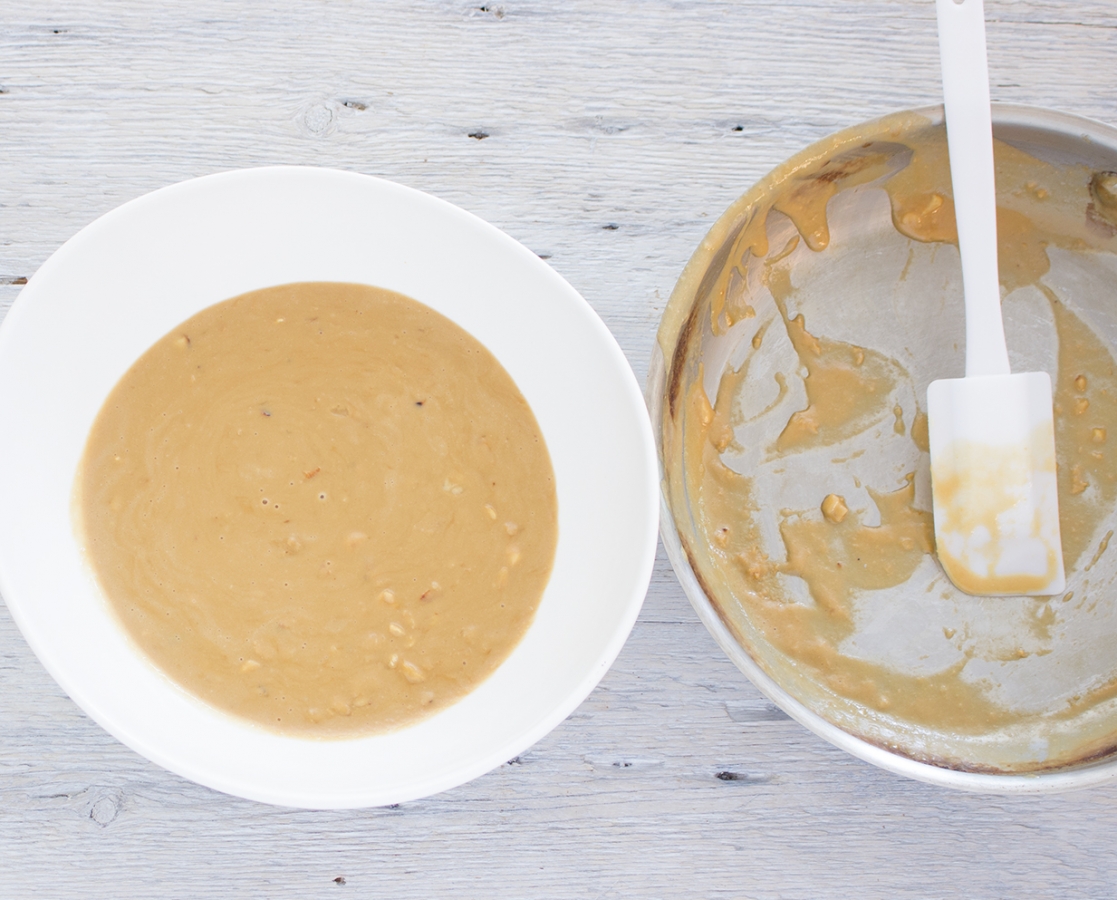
[2,1,1117,897]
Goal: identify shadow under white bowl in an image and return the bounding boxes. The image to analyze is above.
[0,167,659,809]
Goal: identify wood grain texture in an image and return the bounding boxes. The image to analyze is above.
[3,1,1117,897]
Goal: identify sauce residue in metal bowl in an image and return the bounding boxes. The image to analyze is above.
[660,111,1117,772]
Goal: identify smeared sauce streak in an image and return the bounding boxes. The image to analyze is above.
[688,410,1014,729]
[1048,297,1117,568]
[781,475,933,618]
[765,264,902,455]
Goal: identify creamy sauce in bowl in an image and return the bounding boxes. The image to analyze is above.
[77,281,558,737]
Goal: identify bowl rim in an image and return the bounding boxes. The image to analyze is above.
[650,103,1117,794]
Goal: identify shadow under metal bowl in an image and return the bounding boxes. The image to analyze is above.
[650,105,1117,792]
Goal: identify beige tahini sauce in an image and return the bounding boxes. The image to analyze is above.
[661,114,1117,765]
[77,283,557,737]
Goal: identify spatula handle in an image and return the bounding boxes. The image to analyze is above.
[936,0,1010,377]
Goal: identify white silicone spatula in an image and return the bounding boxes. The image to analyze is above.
[926,0,1066,596]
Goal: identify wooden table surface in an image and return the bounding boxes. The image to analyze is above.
[3,2,1117,897]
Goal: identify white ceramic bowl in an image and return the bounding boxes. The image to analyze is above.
[0,167,659,809]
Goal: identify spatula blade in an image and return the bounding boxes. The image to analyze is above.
[927,371,1065,596]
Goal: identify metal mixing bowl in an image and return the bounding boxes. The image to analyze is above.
[650,105,1117,791]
